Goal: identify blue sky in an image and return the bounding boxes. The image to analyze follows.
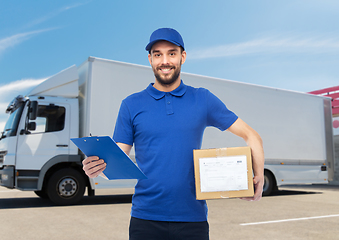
[0,0,338,131]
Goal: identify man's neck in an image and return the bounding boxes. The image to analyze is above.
[153,78,181,92]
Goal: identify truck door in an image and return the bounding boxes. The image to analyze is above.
[16,103,70,171]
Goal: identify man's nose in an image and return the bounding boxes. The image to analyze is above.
[161,55,169,64]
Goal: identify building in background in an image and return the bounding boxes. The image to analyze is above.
[309,86,339,184]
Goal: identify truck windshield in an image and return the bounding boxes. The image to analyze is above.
[1,103,24,139]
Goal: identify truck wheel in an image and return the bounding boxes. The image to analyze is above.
[263,170,275,196]
[47,168,85,205]
[34,190,49,199]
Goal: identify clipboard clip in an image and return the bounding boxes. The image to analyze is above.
[84,133,99,142]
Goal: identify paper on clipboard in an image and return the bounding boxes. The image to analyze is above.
[71,136,147,180]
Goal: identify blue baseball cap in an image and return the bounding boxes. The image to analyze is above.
[145,28,185,52]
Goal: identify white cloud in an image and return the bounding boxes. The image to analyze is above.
[0,29,55,57]
[188,35,339,60]
[23,2,90,29]
[0,103,8,110]
[0,122,6,132]
[0,2,89,58]
[0,103,8,130]
[0,78,46,99]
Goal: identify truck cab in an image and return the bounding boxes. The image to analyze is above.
[0,66,89,205]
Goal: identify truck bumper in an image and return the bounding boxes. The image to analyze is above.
[0,166,15,188]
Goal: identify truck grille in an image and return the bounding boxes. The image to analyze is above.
[0,151,7,167]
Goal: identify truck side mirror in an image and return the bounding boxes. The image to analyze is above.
[28,122,36,131]
[29,101,38,120]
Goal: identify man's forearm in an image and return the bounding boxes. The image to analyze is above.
[246,132,264,177]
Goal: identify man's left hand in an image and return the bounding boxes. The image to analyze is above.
[240,175,264,201]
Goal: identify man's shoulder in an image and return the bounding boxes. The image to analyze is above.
[123,88,148,102]
[184,84,221,104]
[185,84,210,95]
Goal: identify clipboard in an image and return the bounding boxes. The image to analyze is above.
[71,136,147,180]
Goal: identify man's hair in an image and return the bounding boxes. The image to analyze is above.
[149,46,184,55]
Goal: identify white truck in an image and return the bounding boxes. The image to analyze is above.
[0,57,334,205]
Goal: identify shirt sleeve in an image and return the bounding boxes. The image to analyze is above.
[113,100,134,145]
[205,89,238,131]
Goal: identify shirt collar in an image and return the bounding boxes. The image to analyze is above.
[146,80,187,100]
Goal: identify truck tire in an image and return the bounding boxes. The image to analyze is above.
[47,168,86,205]
[263,170,276,196]
[34,190,49,199]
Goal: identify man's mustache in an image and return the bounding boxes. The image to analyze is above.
[156,65,175,70]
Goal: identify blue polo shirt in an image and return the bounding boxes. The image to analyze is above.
[113,81,238,222]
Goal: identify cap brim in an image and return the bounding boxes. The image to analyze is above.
[145,39,182,51]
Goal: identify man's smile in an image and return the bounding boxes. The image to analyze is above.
[158,65,175,74]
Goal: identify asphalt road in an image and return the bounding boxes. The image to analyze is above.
[0,184,338,240]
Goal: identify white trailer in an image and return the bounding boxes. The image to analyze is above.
[0,57,334,204]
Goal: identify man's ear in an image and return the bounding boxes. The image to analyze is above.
[181,51,187,65]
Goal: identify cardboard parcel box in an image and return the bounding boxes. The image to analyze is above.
[193,146,254,200]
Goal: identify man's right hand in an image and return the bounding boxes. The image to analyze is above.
[82,156,106,178]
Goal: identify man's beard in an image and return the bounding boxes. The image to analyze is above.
[152,61,182,87]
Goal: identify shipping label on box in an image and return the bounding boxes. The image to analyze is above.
[193,146,254,200]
